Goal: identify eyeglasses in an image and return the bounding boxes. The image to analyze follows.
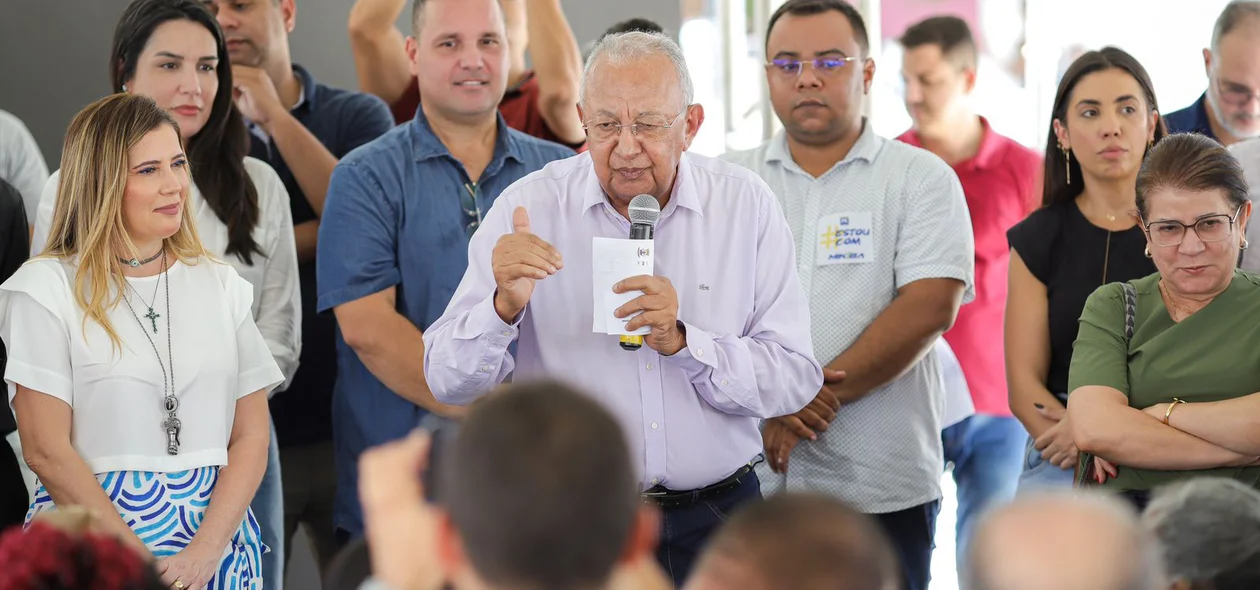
[582,106,689,143]
[764,56,859,78]
[462,182,481,238]
[1215,77,1260,107]
[1142,205,1244,247]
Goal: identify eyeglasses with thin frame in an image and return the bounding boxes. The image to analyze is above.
[1215,76,1260,107]
[461,182,481,238]
[764,56,860,78]
[1142,205,1244,247]
[581,106,690,143]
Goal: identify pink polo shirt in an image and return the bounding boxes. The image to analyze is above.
[898,118,1041,416]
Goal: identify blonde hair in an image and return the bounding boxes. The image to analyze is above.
[42,93,209,351]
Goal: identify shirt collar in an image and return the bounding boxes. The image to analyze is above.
[291,64,315,112]
[901,116,1003,170]
[246,65,310,142]
[579,152,705,217]
[765,117,879,172]
[408,106,524,169]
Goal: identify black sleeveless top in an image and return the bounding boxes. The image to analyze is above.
[1007,201,1156,402]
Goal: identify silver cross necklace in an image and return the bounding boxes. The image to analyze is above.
[121,251,181,455]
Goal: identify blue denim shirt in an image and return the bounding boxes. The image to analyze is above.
[1163,92,1218,142]
[316,107,573,535]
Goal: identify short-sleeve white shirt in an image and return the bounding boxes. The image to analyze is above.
[0,257,284,474]
[31,158,302,390]
[723,122,975,513]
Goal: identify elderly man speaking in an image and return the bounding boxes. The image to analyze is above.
[423,31,822,586]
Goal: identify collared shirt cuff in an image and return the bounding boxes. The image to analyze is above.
[469,291,521,347]
[666,321,717,377]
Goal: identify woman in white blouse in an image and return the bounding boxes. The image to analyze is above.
[29,1,299,586]
[1,94,281,588]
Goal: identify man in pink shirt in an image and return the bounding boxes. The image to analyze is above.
[895,16,1041,571]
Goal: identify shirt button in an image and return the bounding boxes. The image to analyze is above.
[651,478,660,485]
[646,363,653,370]
[696,349,704,357]
[721,380,729,386]
[480,364,492,373]
[501,330,512,337]
[651,422,659,430]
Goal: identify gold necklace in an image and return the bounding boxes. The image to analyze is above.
[1102,231,1112,284]
[1159,280,1193,320]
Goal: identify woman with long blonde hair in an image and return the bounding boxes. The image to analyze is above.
[0,94,280,589]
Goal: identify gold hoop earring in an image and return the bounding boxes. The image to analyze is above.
[1061,146,1071,185]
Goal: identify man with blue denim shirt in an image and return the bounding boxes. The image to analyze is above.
[316,0,572,542]
[203,0,396,584]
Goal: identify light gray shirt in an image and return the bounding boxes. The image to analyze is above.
[0,109,49,223]
[723,121,975,513]
[1226,138,1260,274]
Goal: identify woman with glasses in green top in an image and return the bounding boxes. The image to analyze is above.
[1068,132,1260,510]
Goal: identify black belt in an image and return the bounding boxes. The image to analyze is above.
[641,463,756,509]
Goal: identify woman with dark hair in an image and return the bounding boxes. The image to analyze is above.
[29,0,298,586]
[1069,133,1260,508]
[1005,47,1162,491]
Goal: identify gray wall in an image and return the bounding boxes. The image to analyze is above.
[0,0,681,169]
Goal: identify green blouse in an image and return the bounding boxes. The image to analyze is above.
[1068,270,1260,492]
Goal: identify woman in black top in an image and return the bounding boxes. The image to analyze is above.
[1005,47,1163,490]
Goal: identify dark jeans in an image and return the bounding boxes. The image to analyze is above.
[654,470,762,588]
[872,500,941,590]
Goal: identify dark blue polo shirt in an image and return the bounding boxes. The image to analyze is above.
[248,65,395,448]
[1164,92,1219,142]
[316,108,573,536]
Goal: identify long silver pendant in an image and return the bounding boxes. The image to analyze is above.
[163,396,181,455]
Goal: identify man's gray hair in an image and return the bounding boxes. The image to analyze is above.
[1212,1,1260,51]
[579,31,694,110]
[1144,478,1260,587]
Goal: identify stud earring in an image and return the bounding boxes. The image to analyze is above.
[1144,245,1152,258]
[121,84,128,92]
[1243,239,1250,251]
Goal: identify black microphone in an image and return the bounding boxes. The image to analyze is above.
[620,194,661,351]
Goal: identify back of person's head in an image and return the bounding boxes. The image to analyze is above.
[684,493,899,590]
[601,18,665,39]
[899,15,977,70]
[1144,478,1260,590]
[0,521,165,589]
[45,93,207,350]
[966,492,1163,590]
[438,379,644,590]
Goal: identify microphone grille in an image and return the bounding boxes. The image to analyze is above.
[628,194,661,226]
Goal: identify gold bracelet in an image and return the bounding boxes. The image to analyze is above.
[1164,398,1186,425]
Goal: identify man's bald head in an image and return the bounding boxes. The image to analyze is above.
[684,493,899,590]
[965,493,1163,590]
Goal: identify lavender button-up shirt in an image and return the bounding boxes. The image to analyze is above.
[423,151,822,491]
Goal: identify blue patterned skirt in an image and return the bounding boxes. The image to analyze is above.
[25,467,267,590]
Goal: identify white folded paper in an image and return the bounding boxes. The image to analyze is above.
[591,236,654,335]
